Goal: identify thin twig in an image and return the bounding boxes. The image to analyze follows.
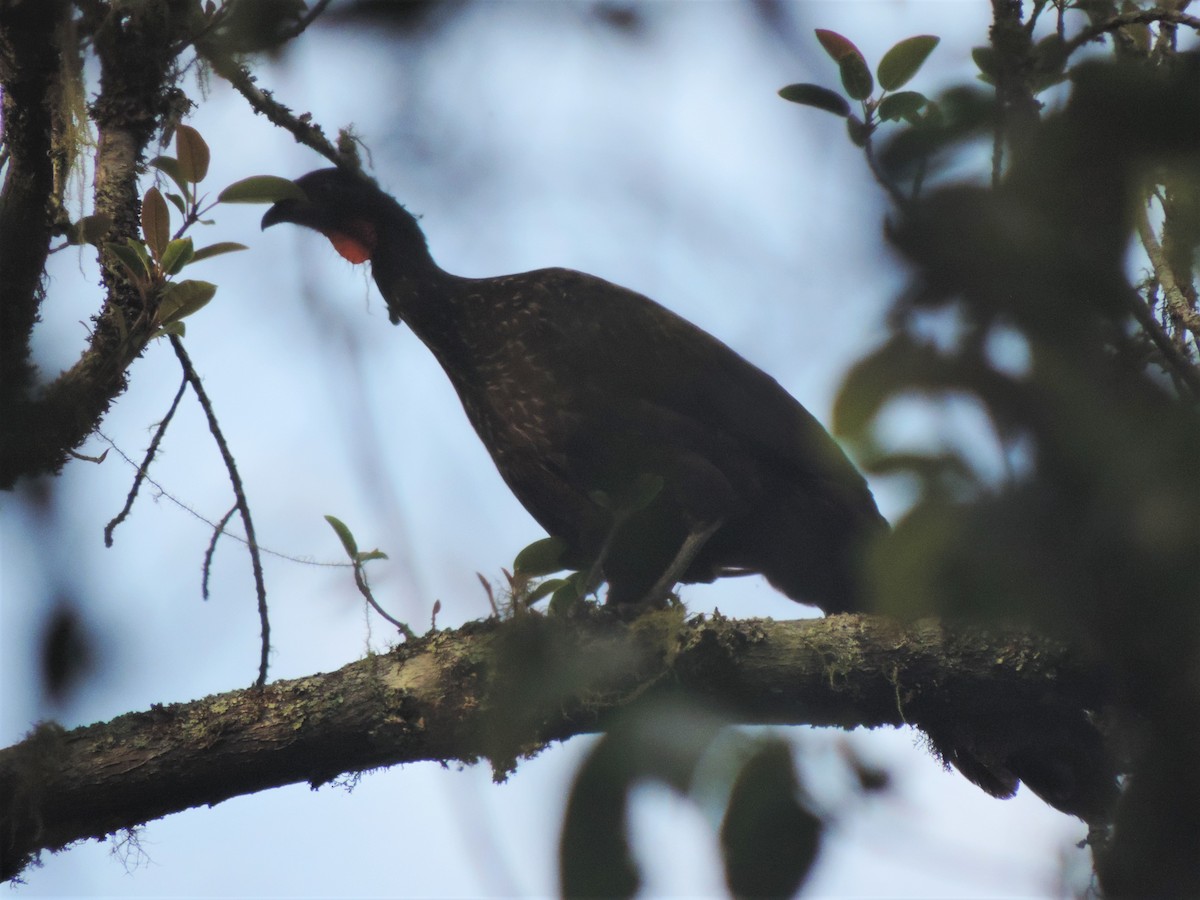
[97,431,348,568]
[1060,9,1200,60]
[352,561,416,640]
[104,372,188,547]
[202,505,238,600]
[1025,0,1049,36]
[169,334,271,686]
[862,136,913,213]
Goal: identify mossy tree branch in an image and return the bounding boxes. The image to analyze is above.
[1,1,194,489]
[0,612,1110,884]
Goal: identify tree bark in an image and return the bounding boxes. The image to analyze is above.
[0,612,1109,883]
[0,0,194,489]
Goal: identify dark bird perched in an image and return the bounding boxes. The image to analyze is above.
[263,167,887,613]
[262,168,1117,827]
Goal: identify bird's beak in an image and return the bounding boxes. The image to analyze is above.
[261,194,314,230]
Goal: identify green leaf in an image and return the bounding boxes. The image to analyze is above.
[814,30,872,100]
[149,320,186,341]
[559,701,727,899]
[720,740,822,899]
[838,53,873,101]
[1031,70,1071,96]
[513,536,569,577]
[65,214,112,246]
[165,192,188,216]
[971,46,998,80]
[877,90,928,123]
[157,279,216,326]
[105,240,153,281]
[526,577,568,605]
[218,175,307,204]
[126,236,154,269]
[869,451,980,495]
[846,115,871,147]
[150,156,190,198]
[355,549,389,563]
[189,241,249,263]
[175,124,210,183]
[778,83,850,117]
[833,335,976,442]
[548,572,589,617]
[141,187,170,260]
[814,29,862,64]
[324,514,359,558]
[1074,0,1119,25]
[559,737,639,899]
[877,35,939,91]
[1033,33,1067,76]
[160,237,195,276]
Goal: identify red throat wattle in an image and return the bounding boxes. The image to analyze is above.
[322,220,377,264]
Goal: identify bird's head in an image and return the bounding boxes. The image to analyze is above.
[261,167,423,265]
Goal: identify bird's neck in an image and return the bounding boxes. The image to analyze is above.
[369,225,461,330]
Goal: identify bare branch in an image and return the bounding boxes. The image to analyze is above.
[170,335,271,686]
[104,371,189,547]
[202,504,238,600]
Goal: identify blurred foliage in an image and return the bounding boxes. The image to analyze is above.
[777,7,1200,894]
[838,54,1200,635]
[40,601,93,704]
[558,700,831,899]
[783,11,1200,894]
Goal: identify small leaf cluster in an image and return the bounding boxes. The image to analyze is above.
[100,126,237,338]
[972,34,1069,96]
[324,514,415,639]
[101,125,304,339]
[509,536,591,615]
[780,31,940,147]
[325,514,389,568]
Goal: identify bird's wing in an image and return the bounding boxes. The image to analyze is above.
[524,268,874,505]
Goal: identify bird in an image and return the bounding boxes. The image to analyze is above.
[262,166,887,614]
[261,167,1118,828]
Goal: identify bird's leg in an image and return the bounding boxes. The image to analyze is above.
[642,518,724,606]
[581,507,632,595]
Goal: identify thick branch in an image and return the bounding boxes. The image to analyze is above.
[0,1,69,406]
[0,613,1109,883]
